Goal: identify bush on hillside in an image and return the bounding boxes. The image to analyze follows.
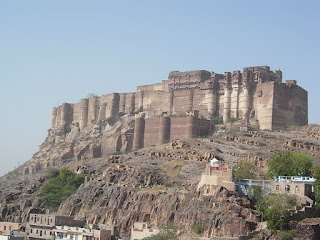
[40,167,86,211]
[234,161,257,180]
[267,150,313,179]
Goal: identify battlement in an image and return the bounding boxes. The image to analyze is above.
[51,66,307,132]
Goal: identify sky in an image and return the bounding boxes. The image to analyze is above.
[0,1,319,177]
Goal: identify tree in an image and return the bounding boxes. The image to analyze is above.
[44,168,60,180]
[234,161,257,179]
[267,150,313,178]
[40,167,86,211]
[259,194,296,231]
[311,165,320,208]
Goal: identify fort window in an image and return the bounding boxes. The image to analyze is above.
[4,226,6,230]
[285,185,290,193]
[276,185,279,191]
[296,186,300,192]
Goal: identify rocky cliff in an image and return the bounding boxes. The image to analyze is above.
[1,107,320,238]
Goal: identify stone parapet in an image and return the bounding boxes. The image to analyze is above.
[50,66,307,131]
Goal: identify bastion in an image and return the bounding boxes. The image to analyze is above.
[51,65,308,136]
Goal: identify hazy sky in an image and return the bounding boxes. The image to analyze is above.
[0,1,319,176]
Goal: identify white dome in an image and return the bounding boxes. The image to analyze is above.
[210,157,220,167]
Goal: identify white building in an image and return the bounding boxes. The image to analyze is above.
[130,223,159,240]
[53,226,112,240]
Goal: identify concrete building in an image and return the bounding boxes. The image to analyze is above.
[27,214,85,240]
[130,222,159,240]
[198,158,235,191]
[0,236,25,240]
[199,160,315,206]
[271,176,314,206]
[53,226,112,240]
[0,223,20,236]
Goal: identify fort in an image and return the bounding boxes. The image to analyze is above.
[51,66,308,150]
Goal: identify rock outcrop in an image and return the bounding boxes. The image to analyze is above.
[1,113,320,239]
[58,183,258,238]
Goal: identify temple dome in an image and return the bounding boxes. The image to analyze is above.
[210,157,219,167]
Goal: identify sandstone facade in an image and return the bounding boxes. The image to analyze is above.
[133,110,211,150]
[51,66,308,131]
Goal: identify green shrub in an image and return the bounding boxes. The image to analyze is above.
[265,208,291,230]
[111,151,123,155]
[191,224,204,235]
[279,230,296,240]
[44,168,60,180]
[143,224,178,240]
[259,194,296,231]
[311,165,320,208]
[211,116,223,125]
[233,161,256,180]
[228,117,239,123]
[40,167,86,211]
[267,150,313,178]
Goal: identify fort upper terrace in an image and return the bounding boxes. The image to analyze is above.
[51,65,307,132]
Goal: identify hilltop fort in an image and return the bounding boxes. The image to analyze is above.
[18,65,309,175]
[2,66,319,240]
[52,65,307,138]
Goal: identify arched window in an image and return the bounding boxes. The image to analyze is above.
[285,185,290,193]
[296,186,300,192]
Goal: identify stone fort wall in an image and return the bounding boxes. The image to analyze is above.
[51,66,308,132]
[133,111,211,150]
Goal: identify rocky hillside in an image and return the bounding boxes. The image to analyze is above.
[0,114,320,238]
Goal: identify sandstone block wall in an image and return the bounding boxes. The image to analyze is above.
[51,66,308,132]
[272,82,308,129]
[252,82,274,130]
[133,111,211,149]
[52,92,136,130]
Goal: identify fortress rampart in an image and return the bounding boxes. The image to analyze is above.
[134,110,211,149]
[51,66,308,133]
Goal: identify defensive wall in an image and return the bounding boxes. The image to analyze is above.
[133,110,211,150]
[51,66,308,131]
